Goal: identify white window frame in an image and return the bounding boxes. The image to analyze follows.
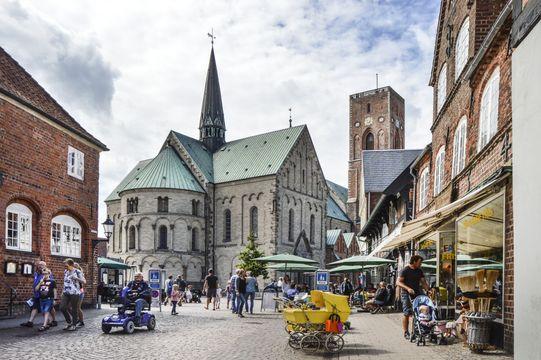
[51,215,81,258]
[419,167,430,210]
[478,67,500,151]
[452,116,468,177]
[434,147,446,196]
[455,17,470,80]
[5,203,32,252]
[67,146,84,180]
[437,63,447,113]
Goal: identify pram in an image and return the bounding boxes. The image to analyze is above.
[410,295,446,346]
[101,287,156,334]
[283,291,351,353]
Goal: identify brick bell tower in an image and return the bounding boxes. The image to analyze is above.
[346,86,405,232]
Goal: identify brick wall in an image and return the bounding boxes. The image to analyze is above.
[0,97,102,313]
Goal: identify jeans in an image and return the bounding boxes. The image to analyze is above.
[231,290,237,313]
[245,292,255,313]
[171,301,178,314]
[60,293,80,325]
[134,298,148,318]
[236,293,246,315]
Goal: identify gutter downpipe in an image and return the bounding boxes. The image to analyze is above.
[410,167,418,221]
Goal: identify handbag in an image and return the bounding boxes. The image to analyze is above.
[325,313,341,333]
[26,298,35,308]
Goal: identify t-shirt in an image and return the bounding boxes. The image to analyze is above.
[205,275,218,289]
[63,269,84,295]
[375,288,388,302]
[175,279,187,291]
[33,271,54,298]
[399,266,425,296]
[39,279,56,299]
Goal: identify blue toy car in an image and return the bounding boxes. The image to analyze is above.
[101,287,156,334]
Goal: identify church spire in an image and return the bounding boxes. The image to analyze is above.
[199,38,225,152]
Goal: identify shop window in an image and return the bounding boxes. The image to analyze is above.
[51,215,81,258]
[419,167,430,210]
[5,203,32,252]
[478,67,500,151]
[434,147,445,196]
[249,206,258,237]
[158,225,168,249]
[456,194,504,319]
[224,209,231,242]
[452,117,468,177]
[67,146,84,180]
[437,63,447,113]
[455,17,470,80]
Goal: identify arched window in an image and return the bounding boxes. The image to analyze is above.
[191,228,198,251]
[5,203,32,251]
[419,167,430,210]
[478,67,500,151]
[434,147,446,196]
[192,199,199,216]
[437,63,447,113]
[354,135,361,159]
[365,132,374,150]
[157,197,169,213]
[309,214,315,244]
[224,210,231,242]
[158,225,168,249]
[455,17,470,80]
[51,215,82,257]
[250,207,258,237]
[128,225,136,250]
[452,116,468,177]
[367,103,371,113]
[288,209,295,242]
[393,132,401,149]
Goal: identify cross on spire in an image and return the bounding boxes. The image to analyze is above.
[207,29,216,47]
[289,107,292,128]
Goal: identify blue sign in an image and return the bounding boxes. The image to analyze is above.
[315,270,330,291]
[148,269,160,283]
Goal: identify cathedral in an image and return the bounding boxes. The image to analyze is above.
[105,46,333,286]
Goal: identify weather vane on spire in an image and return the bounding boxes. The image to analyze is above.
[289,107,292,128]
[207,28,216,47]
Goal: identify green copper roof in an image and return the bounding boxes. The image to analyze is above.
[343,232,355,248]
[326,180,348,204]
[172,131,214,182]
[326,229,342,246]
[121,146,204,193]
[105,158,153,202]
[327,197,351,222]
[213,125,305,183]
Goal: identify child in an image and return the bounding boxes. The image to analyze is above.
[418,305,431,322]
[226,281,232,309]
[215,284,222,309]
[36,269,57,331]
[170,284,181,315]
[185,285,193,303]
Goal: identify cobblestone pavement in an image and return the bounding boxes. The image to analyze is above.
[0,299,511,360]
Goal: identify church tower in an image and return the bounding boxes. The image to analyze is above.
[199,46,226,152]
[346,86,405,230]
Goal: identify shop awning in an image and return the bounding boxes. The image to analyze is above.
[97,257,131,270]
[381,168,510,251]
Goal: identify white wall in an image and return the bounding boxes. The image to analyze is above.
[512,21,541,360]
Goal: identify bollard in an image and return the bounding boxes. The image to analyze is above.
[97,295,102,309]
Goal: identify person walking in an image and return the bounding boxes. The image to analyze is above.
[216,284,222,310]
[340,277,354,300]
[245,271,257,315]
[73,263,85,327]
[175,275,187,306]
[35,268,57,331]
[170,284,181,315]
[203,269,219,310]
[396,255,429,340]
[20,260,58,328]
[235,269,247,318]
[229,269,240,314]
[60,258,86,331]
[164,275,174,306]
[225,281,232,309]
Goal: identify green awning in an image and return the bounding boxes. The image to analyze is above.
[267,263,318,272]
[254,254,318,265]
[328,255,395,267]
[97,257,131,270]
[329,264,379,273]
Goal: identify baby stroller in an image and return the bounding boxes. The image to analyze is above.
[101,287,156,334]
[410,295,446,346]
[190,289,202,303]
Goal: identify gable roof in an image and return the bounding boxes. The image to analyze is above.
[0,47,107,150]
[213,125,305,183]
[326,180,348,204]
[327,197,351,223]
[326,229,342,246]
[363,149,423,193]
[343,232,355,248]
[121,145,204,193]
[105,158,152,202]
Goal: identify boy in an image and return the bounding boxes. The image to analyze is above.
[36,269,57,331]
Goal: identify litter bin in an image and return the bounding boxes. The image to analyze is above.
[466,314,495,353]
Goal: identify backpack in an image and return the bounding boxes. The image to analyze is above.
[167,280,173,292]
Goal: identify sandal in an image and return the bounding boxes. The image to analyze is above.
[38,325,50,331]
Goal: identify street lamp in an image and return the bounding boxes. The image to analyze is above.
[102,215,114,241]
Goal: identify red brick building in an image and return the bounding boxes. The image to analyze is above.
[391,0,514,352]
[0,47,108,316]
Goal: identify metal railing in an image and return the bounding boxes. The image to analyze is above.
[0,278,17,318]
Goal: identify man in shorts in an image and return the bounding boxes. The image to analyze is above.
[20,260,57,328]
[203,269,218,310]
[396,255,429,340]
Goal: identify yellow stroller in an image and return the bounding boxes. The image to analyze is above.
[283,291,351,353]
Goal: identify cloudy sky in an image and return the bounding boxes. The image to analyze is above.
[1,0,439,234]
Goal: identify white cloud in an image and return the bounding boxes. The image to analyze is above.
[1,0,439,235]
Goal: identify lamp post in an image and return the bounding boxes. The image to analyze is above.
[94,216,114,309]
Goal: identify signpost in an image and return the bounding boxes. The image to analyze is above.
[148,268,162,312]
[315,270,330,291]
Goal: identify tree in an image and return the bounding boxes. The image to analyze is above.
[238,232,268,279]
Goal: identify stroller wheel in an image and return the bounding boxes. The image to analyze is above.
[324,334,344,353]
[300,334,320,353]
[288,332,303,350]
